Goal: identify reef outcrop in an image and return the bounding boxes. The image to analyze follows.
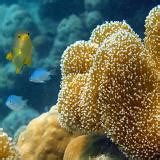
[17,106,77,160]
[0,128,20,159]
[58,6,160,159]
[17,5,159,159]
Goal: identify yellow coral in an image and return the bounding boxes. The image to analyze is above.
[57,6,159,159]
[90,21,133,45]
[98,30,158,158]
[64,134,125,160]
[16,5,159,160]
[63,135,87,160]
[61,40,98,76]
[144,5,160,70]
[80,30,144,133]
[17,106,77,160]
[0,128,20,160]
[59,40,98,132]
[58,74,87,132]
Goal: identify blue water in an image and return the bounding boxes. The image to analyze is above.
[0,0,159,136]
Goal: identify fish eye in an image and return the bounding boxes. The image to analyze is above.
[27,33,30,36]
[17,34,21,38]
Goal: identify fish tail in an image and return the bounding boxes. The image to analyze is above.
[16,67,21,74]
[49,69,56,76]
[6,52,13,61]
[24,57,32,66]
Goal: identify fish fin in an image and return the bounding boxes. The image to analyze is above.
[49,69,55,76]
[14,48,21,55]
[46,76,51,81]
[6,52,13,61]
[16,67,21,74]
[40,80,45,83]
[24,57,32,66]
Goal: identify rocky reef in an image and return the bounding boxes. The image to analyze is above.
[13,5,160,160]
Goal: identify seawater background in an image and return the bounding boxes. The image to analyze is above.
[0,0,159,136]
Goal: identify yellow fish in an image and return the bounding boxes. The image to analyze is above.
[6,33,32,74]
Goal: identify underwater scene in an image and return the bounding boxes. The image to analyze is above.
[0,0,159,159]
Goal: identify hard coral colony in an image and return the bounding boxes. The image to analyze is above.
[4,5,159,160]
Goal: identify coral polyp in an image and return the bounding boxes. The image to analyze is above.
[0,128,20,159]
[90,21,134,45]
[61,40,98,76]
[144,5,160,71]
[97,30,158,158]
[57,5,160,159]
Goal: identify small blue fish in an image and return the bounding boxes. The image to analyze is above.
[29,68,54,83]
[5,95,27,110]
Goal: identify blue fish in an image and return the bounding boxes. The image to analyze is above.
[5,95,27,110]
[29,68,54,83]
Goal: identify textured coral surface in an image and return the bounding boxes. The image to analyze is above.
[16,5,160,160]
[144,5,160,71]
[0,128,20,159]
[58,6,160,159]
[17,106,76,160]
[64,134,126,160]
[61,41,98,76]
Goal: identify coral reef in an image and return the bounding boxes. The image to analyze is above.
[14,125,26,143]
[1,107,39,136]
[32,34,53,59]
[1,0,158,118]
[61,41,98,76]
[17,106,125,160]
[58,41,98,131]
[84,0,109,12]
[57,6,159,159]
[0,128,20,159]
[17,106,77,160]
[90,21,134,45]
[0,63,15,89]
[84,11,103,30]
[144,5,160,71]
[64,134,126,160]
[0,1,159,160]
[54,15,86,52]
[58,22,137,133]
